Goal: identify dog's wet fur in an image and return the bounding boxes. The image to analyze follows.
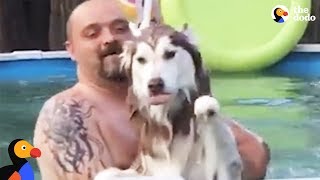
[94,24,243,180]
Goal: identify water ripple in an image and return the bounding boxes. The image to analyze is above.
[236,98,293,106]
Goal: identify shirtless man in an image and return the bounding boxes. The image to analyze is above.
[33,0,270,179]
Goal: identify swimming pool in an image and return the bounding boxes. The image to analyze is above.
[0,48,320,179]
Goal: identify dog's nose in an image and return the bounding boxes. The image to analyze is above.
[148,78,164,94]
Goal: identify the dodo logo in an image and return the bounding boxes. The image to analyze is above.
[0,139,41,180]
[272,5,289,23]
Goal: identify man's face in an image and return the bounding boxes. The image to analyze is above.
[67,1,134,81]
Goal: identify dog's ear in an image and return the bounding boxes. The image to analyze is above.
[129,22,142,37]
[120,41,136,79]
[180,23,198,46]
[196,66,212,96]
[179,24,212,95]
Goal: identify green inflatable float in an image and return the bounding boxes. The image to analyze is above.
[160,0,311,72]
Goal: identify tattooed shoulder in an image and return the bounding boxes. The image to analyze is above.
[40,96,103,174]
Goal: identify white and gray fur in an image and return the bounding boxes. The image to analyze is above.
[94,1,243,178]
[121,24,200,176]
[124,24,243,179]
[183,95,243,180]
[95,23,243,180]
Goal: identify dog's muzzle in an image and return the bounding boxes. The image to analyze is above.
[148,77,164,95]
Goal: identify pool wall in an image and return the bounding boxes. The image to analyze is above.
[266,44,320,78]
[1,44,320,81]
[0,50,75,82]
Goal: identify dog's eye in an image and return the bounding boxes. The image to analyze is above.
[136,57,146,64]
[163,50,176,59]
[207,109,215,117]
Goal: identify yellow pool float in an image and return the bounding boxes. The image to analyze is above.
[118,0,161,24]
[118,0,138,22]
[160,0,311,72]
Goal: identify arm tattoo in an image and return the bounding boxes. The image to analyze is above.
[43,99,103,174]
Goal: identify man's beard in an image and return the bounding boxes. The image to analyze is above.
[99,56,127,82]
[98,40,127,82]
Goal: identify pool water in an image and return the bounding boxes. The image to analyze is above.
[212,73,320,178]
[0,71,319,179]
[0,79,74,179]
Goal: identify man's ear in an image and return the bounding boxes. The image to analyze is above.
[120,41,136,78]
[180,23,198,46]
[64,40,76,61]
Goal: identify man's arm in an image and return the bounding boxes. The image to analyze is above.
[228,119,270,180]
[33,96,108,180]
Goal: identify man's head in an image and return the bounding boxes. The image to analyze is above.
[65,0,134,83]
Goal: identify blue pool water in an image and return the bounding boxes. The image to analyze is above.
[0,57,320,179]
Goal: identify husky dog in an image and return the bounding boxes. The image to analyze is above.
[94,22,243,180]
[94,1,242,179]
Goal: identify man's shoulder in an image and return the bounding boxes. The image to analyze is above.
[37,84,93,124]
[41,84,85,110]
[44,84,81,104]
[34,85,108,176]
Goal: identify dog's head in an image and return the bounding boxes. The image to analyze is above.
[120,24,205,106]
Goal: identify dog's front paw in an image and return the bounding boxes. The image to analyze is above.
[194,95,220,121]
